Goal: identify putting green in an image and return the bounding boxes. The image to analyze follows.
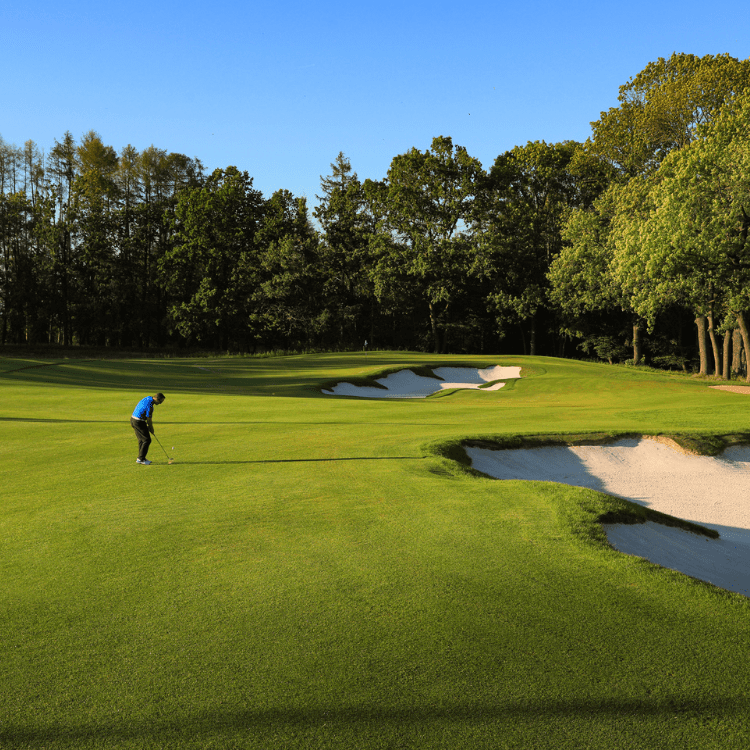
[2,352,750,749]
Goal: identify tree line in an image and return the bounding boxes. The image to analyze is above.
[2,53,750,376]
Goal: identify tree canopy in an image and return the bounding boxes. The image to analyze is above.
[3,51,750,374]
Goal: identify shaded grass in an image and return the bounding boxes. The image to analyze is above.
[666,432,750,456]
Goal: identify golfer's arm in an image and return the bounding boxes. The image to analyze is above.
[147,417,154,434]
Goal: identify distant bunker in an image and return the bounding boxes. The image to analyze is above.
[322,366,522,399]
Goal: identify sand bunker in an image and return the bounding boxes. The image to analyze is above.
[322,366,522,398]
[466,437,750,596]
[710,385,750,394]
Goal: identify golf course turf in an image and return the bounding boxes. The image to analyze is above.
[2,352,750,749]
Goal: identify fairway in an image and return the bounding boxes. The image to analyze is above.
[2,352,750,749]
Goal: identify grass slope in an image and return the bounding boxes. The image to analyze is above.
[2,353,750,749]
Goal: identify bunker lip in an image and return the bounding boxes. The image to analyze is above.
[466,436,750,597]
[322,365,522,398]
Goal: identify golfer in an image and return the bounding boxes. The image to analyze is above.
[131,393,165,465]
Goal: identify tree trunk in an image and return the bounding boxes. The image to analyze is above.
[733,328,743,377]
[706,310,722,378]
[428,301,440,354]
[723,329,732,381]
[736,312,750,383]
[695,315,709,375]
[0,294,6,345]
[529,314,537,356]
[677,320,688,372]
[370,299,376,350]
[61,230,72,347]
[633,319,643,366]
[441,303,451,353]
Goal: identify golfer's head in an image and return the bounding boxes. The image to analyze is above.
[154,393,166,405]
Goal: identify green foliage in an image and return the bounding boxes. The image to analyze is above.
[607,89,750,375]
[476,140,595,354]
[161,167,265,348]
[68,132,120,345]
[256,191,326,348]
[552,60,750,371]
[314,154,378,347]
[550,206,616,318]
[590,52,750,177]
[2,54,750,366]
[578,334,631,364]
[366,136,484,353]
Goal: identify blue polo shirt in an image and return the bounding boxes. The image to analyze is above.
[132,396,155,420]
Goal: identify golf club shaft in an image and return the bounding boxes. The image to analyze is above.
[153,433,170,460]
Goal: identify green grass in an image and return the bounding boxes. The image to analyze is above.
[2,353,750,749]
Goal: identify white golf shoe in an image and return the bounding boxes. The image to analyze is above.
[136,458,152,465]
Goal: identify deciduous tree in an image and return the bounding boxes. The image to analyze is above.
[591,52,750,177]
[476,140,583,355]
[366,136,483,353]
[161,167,264,349]
[314,153,377,347]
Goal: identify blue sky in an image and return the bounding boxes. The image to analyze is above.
[2,0,748,208]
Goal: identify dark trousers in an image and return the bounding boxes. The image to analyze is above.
[131,417,151,459]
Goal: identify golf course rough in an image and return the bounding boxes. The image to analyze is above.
[3,352,750,749]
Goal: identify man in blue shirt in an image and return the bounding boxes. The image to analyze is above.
[131,393,166,465]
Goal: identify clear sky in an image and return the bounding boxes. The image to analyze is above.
[2,0,748,209]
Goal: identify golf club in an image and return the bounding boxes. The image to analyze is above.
[153,433,174,464]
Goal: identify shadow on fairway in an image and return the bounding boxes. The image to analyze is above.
[167,457,428,465]
[2,696,746,746]
[0,417,121,423]
[0,418,457,427]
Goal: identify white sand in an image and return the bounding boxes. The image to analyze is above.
[322,366,522,398]
[466,437,750,596]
